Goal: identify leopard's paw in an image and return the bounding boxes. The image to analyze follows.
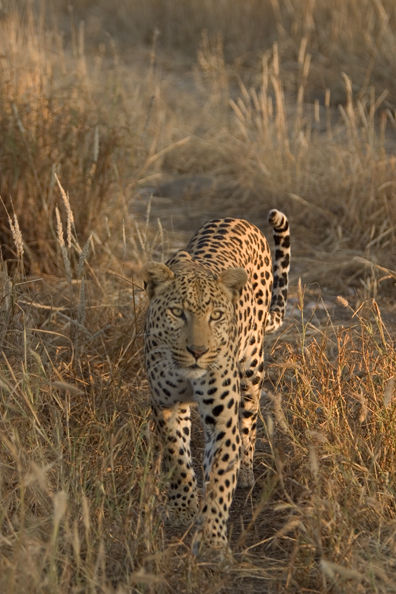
[238,466,255,488]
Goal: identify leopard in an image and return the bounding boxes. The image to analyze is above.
[141,209,290,555]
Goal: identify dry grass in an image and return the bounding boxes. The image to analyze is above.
[0,1,396,592]
[40,0,396,104]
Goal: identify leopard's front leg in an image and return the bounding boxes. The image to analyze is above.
[152,402,199,525]
[192,367,241,553]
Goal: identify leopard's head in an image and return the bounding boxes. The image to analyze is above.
[142,255,247,379]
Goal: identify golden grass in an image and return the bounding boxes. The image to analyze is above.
[0,1,396,592]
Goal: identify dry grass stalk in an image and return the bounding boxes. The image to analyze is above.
[77,234,92,278]
[384,378,395,408]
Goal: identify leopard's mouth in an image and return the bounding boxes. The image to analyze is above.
[171,352,210,379]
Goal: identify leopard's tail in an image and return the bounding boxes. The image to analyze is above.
[265,209,290,333]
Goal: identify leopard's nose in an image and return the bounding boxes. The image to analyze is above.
[186,345,209,360]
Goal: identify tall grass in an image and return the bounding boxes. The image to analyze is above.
[0,1,396,592]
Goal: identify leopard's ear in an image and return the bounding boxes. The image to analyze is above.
[218,268,248,303]
[141,262,175,299]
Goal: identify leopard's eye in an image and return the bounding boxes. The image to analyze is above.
[210,310,223,321]
[170,307,184,318]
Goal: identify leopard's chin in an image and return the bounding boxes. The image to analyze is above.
[177,366,207,380]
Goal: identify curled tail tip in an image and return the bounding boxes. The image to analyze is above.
[268,209,288,230]
[266,208,291,333]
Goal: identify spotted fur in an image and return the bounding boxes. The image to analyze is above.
[142,209,290,554]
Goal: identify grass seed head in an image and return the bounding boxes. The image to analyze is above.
[337,296,349,308]
[8,212,24,259]
[55,206,65,248]
[55,173,74,248]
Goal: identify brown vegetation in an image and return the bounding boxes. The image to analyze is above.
[0,1,396,592]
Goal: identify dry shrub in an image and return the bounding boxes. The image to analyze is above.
[0,4,162,274]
